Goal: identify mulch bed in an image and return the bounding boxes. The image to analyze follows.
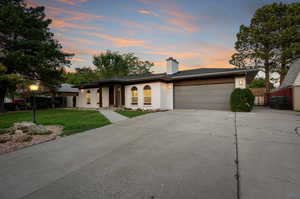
[0,125,63,155]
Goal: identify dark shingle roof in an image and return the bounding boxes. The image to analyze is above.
[100,72,166,82]
[76,68,258,88]
[171,68,240,77]
[57,84,79,93]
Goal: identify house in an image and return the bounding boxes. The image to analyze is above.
[270,59,300,111]
[55,84,79,108]
[76,57,258,110]
[250,88,266,106]
[34,83,79,108]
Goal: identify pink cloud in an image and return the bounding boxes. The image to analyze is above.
[138,9,159,16]
[25,0,39,7]
[69,57,87,62]
[56,0,88,6]
[55,34,96,46]
[25,1,103,22]
[137,0,201,33]
[123,21,183,34]
[146,51,200,59]
[61,39,99,56]
[123,21,149,32]
[200,50,235,68]
[162,8,200,33]
[166,18,199,33]
[50,19,99,30]
[25,1,103,31]
[145,44,236,69]
[46,6,103,21]
[153,61,165,67]
[84,32,147,47]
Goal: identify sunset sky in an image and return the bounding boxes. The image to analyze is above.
[26,0,295,72]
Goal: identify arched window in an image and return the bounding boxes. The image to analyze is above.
[143,85,151,105]
[86,90,91,104]
[131,87,138,105]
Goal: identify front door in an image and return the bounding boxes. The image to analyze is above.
[98,88,102,107]
[72,96,76,107]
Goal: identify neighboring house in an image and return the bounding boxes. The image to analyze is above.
[270,59,300,111]
[55,84,79,108]
[76,57,258,110]
[250,88,266,106]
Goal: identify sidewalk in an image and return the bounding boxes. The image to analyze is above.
[98,109,128,123]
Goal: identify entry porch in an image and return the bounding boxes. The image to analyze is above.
[77,84,125,109]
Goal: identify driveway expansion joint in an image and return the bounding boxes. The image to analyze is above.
[234,112,241,199]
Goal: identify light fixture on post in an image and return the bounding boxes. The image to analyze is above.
[29,84,39,123]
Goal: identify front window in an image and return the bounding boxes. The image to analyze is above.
[143,85,151,105]
[131,87,138,105]
[86,90,91,104]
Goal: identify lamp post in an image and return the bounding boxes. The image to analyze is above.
[29,84,39,123]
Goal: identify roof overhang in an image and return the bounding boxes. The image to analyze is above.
[164,69,259,82]
[75,69,259,89]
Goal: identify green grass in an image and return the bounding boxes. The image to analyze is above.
[116,110,150,118]
[0,109,111,136]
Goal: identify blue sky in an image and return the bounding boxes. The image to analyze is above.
[26,0,297,71]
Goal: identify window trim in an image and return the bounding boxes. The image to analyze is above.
[143,85,152,105]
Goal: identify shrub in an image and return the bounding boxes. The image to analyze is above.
[230,88,255,112]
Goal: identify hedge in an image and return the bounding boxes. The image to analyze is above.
[230,88,255,112]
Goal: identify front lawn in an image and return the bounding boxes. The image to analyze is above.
[116,110,150,118]
[0,109,110,136]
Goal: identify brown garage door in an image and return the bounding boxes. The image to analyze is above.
[174,83,235,110]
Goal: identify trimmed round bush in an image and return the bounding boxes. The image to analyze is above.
[230,88,255,112]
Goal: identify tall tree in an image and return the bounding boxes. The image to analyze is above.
[249,78,274,89]
[93,50,153,78]
[0,0,72,112]
[230,2,300,92]
[273,3,300,83]
[64,67,101,85]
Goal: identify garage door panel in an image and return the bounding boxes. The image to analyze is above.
[174,83,234,110]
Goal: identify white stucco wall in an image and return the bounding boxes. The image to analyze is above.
[102,87,109,108]
[125,82,172,110]
[77,87,109,109]
[160,82,173,109]
[293,86,300,111]
[293,73,300,111]
[235,76,246,88]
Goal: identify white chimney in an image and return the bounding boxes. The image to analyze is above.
[166,57,179,74]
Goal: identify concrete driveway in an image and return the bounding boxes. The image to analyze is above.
[0,109,299,199]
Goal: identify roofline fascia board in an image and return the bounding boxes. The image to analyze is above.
[168,69,257,80]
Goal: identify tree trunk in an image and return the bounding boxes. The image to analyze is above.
[0,86,7,113]
[280,63,286,85]
[51,92,55,109]
[265,63,271,93]
[265,61,271,105]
